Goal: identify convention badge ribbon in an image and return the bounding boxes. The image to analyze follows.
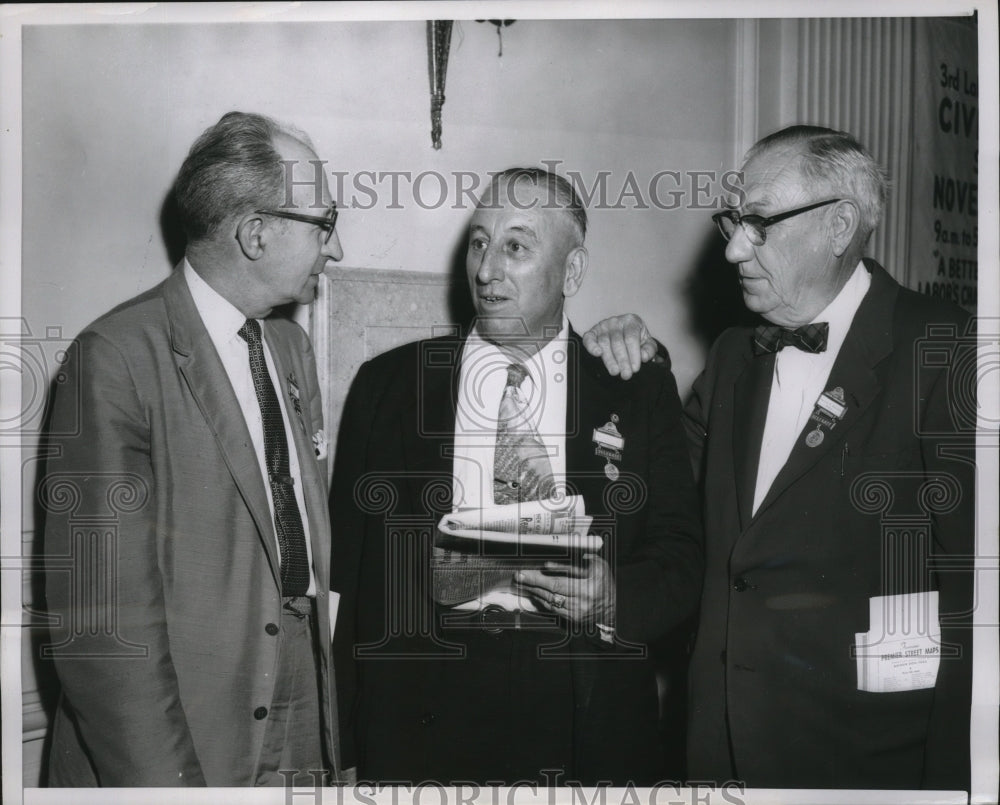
[287,373,303,416]
[593,414,625,480]
[804,386,848,447]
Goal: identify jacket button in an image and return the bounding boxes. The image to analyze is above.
[265,623,279,636]
[733,577,749,592]
[419,713,436,726]
[254,707,268,720]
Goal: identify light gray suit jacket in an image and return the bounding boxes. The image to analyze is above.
[43,266,341,786]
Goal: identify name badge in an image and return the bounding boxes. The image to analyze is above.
[593,414,624,479]
[804,386,847,447]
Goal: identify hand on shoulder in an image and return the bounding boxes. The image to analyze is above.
[582,313,662,379]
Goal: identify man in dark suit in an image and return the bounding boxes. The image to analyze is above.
[585,125,975,791]
[331,168,703,785]
[42,112,346,786]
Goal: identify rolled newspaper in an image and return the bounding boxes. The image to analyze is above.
[437,495,601,551]
[431,496,602,605]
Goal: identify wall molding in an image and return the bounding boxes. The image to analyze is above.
[308,268,460,481]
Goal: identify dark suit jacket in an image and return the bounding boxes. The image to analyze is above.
[331,328,703,785]
[684,261,974,790]
[43,267,342,785]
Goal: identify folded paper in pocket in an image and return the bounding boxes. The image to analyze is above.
[853,591,941,693]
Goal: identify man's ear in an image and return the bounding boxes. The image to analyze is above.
[235,214,267,260]
[830,200,861,257]
[563,246,589,298]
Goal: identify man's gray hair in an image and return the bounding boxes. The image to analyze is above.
[173,111,313,241]
[746,125,889,240]
[482,167,588,243]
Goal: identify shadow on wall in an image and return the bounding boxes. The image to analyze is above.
[161,189,186,269]
[684,230,760,358]
[446,226,477,330]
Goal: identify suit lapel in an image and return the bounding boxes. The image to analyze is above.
[401,337,462,519]
[566,331,631,513]
[163,269,282,587]
[732,348,774,530]
[565,331,637,706]
[752,261,897,519]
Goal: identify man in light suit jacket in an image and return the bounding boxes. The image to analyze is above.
[586,125,975,791]
[42,111,345,786]
[331,168,703,785]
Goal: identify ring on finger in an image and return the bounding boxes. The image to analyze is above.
[551,593,565,609]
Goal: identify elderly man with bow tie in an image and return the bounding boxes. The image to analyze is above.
[585,125,975,792]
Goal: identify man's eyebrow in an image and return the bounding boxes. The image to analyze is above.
[506,224,539,240]
[741,196,773,215]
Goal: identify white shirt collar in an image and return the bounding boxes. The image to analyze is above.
[466,315,570,378]
[808,260,871,358]
[183,258,249,345]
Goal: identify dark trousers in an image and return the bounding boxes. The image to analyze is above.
[359,622,576,785]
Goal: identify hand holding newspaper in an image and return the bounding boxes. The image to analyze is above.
[432,495,602,606]
[438,495,600,550]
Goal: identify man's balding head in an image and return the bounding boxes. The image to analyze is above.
[174,111,315,243]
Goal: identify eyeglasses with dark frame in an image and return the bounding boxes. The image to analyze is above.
[254,203,339,244]
[712,198,843,246]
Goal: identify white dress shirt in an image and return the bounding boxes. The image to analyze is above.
[753,262,871,515]
[184,260,317,595]
[451,316,571,609]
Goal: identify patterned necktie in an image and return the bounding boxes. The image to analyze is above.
[752,322,829,355]
[238,319,309,596]
[493,363,555,504]
[431,363,557,607]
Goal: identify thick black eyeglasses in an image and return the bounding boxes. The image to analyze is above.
[254,203,338,244]
[712,198,843,246]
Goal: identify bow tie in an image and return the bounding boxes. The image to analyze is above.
[752,322,829,355]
